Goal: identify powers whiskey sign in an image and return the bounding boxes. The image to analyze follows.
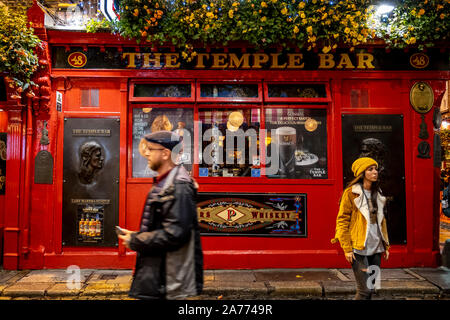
[197,193,307,237]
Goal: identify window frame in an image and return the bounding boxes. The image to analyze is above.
[129,79,195,102]
[264,81,331,103]
[196,80,263,103]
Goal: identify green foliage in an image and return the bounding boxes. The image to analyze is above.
[0,4,41,97]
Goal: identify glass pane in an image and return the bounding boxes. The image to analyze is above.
[198,108,261,177]
[265,108,327,179]
[200,84,258,98]
[81,89,90,107]
[90,89,99,107]
[132,108,194,177]
[268,84,327,98]
[133,84,191,98]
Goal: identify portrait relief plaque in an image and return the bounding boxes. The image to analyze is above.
[342,114,406,245]
[62,118,119,247]
[410,81,434,114]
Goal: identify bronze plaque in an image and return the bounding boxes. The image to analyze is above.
[62,118,120,247]
[410,81,434,114]
[34,150,53,184]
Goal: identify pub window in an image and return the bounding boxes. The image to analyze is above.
[198,82,262,102]
[0,77,6,102]
[133,83,192,98]
[265,108,328,179]
[198,108,261,177]
[267,84,327,98]
[81,88,99,107]
[132,107,194,178]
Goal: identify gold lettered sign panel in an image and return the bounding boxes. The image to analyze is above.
[410,81,434,114]
[197,193,307,237]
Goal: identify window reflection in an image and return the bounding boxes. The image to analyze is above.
[265,108,327,179]
[199,109,261,177]
[200,84,259,98]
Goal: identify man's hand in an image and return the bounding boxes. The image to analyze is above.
[118,228,133,249]
[383,250,390,260]
[345,251,355,264]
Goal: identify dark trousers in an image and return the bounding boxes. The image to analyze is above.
[351,252,381,300]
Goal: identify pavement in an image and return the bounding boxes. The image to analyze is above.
[0,267,449,300]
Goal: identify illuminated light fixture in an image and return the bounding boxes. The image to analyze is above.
[228,111,244,128]
[374,3,395,23]
[227,121,239,132]
[265,136,272,146]
[376,4,395,15]
[305,118,318,132]
[142,108,152,113]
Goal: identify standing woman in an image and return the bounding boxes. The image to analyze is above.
[331,157,390,300]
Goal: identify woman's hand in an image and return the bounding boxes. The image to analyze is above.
[345,251,355,264]
[383,250,390,260]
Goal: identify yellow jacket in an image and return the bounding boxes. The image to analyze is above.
[331,184,390,253]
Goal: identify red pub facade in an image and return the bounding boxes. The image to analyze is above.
[0,4,449,270]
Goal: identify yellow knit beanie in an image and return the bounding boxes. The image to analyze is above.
[351,157,378,177]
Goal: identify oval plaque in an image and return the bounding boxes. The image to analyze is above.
[410,81,434,114]
[68,52,87,68]
[410,53,429,69]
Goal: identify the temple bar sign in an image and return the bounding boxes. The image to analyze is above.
[123,52,376,70]
[52,46,449,70]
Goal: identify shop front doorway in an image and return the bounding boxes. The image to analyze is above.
[342,114,407,245]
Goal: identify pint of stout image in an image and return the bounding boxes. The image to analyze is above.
[275,126,296,178]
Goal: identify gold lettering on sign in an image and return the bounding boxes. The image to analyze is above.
[287,54,304,69]
[318,53,335,69]
[356,53,375,69]
[212,53,229,68]
[229,53,251,69]
[195,54,210,68]
[123,53,140,68]
[143,53,162,68]
[252,53,269,68]
[270,53,287,68]
[72,129,111,136]
[71,199,111,205]
[336,53,355,69]
[164,53,180,68]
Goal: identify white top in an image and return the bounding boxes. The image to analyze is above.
[353,189,385,256]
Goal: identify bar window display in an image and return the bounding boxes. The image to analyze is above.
[132,107,194,177]
[265,108,327,179]
[198,108,261,177]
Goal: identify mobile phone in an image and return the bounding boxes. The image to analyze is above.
[115,226,126,235]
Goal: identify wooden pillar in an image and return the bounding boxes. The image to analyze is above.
[3,109,24,269]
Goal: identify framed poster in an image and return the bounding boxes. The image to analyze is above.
[197,193,307,237]
[342,114,406,244]
[265,108,328,179]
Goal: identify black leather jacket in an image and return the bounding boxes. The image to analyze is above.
[128,166,203,300]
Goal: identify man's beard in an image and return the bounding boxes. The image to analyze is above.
[149,160,161,172]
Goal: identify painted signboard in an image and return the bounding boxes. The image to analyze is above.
[197,193,307,237]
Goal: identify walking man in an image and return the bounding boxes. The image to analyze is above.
[118,130,203,300]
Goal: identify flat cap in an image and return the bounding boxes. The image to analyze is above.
[144,130,182,151]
